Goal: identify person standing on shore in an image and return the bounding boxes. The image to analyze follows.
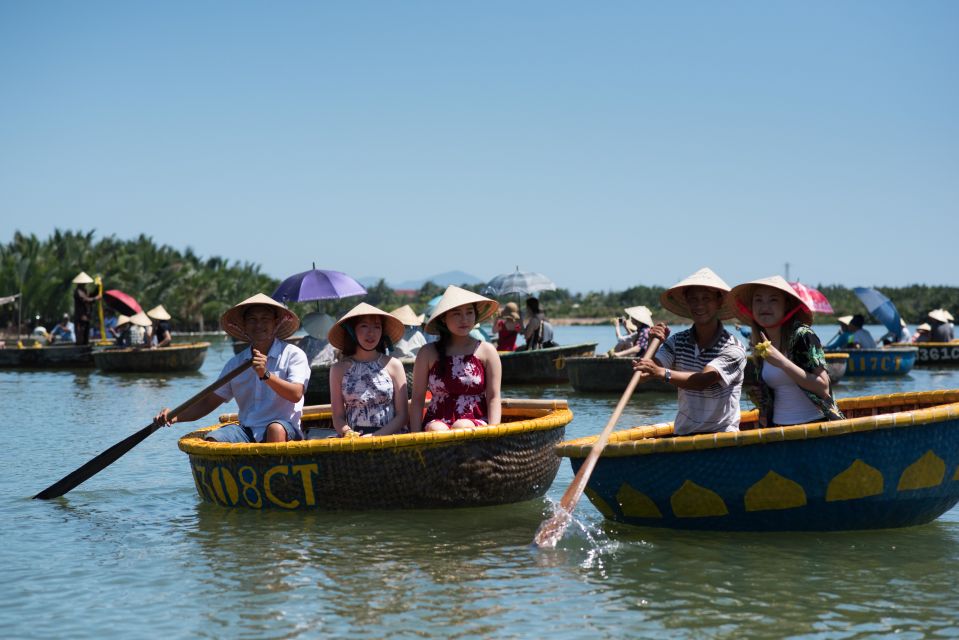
[71,272,101,346]
[632,268,746,435]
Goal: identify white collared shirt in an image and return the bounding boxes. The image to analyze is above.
[214,338,311,437]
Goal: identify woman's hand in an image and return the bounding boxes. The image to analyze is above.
[758,332,790,369]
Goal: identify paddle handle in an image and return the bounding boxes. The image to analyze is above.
[534,337,661,547]
[34,359,253,500]
[557,338,660,513]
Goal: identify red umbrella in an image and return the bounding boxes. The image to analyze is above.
[103,289,142,315]
[789,282,833,315]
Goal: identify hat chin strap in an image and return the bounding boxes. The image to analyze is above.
[735,299,805,327]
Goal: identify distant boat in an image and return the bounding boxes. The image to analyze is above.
[179,398,572,510]
[829,346,918,376]
[892,341,959,367]
[0,343,93,368]
[93,342,209,373]
[556,389,959,531]
[501,342,598,384]
[564,356,671,393]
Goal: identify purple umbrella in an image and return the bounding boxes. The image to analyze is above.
[271,267,367,303]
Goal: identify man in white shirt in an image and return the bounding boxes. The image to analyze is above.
[155,294,310,443]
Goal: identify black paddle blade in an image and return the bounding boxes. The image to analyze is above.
[33,422,160,500]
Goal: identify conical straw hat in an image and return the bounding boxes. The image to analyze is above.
[425,286,499,335]
[115,314,131,327]
[917,323,931,332]
[728,275,812,326]
[72,271,94,284]
[390,304,421,327]
[129,312,153,327]
[147,304,171,321]
[659,267,733,320]
[301,312,336,339]
[837,315,854,326]
[219,293,299,341]
[328,302,405,351]
[929,309,952,323]
[624,305,653,329]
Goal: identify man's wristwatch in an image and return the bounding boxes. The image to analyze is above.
[260,370,271,381]
[663,368,671,383]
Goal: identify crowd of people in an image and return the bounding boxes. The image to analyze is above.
[148,267,955,446]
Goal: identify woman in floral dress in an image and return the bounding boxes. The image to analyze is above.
[730,275,843,428]
[328,303,409,437]
[410,286,502,432]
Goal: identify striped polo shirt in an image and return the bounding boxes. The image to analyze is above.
[655,325,746,435]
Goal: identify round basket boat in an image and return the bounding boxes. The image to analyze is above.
[0,343,93,368]
[824,352,849,384]
[830,346,918,377]
[93,342,210,373]
[892,341,959,367]
[564,356,671,393]
[500,342,598,384]
[556,389,959,531]
[178,398,572,510]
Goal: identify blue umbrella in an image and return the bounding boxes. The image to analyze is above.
[853,287,901,335]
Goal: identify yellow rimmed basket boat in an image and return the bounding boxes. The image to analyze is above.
[93,342,210,373]
[824,352,849,384]
[178,398,572,510]
[556,390,959,531]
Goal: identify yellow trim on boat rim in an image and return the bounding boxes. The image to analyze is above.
[179,399,571,458]
[556,390,959,458]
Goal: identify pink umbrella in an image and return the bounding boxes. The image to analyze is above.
[103,289,143,315]
[789,282,833,315]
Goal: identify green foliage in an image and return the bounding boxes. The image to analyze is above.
[2,230,956,333]
[0,230,277,332]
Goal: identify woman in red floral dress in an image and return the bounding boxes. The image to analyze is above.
[410,286,502,432]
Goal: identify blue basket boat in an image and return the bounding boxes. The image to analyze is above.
[830,346,918,376]
[556,389,959,531]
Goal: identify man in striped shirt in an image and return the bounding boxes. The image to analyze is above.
[633,268,746,435]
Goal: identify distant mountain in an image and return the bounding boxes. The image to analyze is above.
[359,270,484,290]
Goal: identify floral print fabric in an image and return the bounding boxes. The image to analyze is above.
[743,321,844,427]
[341,357,395,430]
[424,354,488,425]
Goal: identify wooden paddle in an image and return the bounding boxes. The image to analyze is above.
[34,359,252,500]
[533,337,662,548]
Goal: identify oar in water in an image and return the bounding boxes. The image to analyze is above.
[34,359,252,500]
[533,337,662,548]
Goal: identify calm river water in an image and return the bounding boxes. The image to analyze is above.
[3,325,959,638]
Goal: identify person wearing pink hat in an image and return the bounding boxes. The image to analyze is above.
[730,276,843,428]
[632,267,746,435]
[411,286,502,432]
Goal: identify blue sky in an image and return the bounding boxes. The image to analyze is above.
[2,2,956,292]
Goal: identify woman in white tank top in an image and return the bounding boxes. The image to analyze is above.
[730,276,844,428]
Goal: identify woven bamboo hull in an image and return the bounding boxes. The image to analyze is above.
[824,352,848,384]
[178,399,572,510]
[0,344,93,368]
[556,389,959,531]
[892,342,959,367]
[564,356,671,393]
[93,342,209,372]
[501,342,598,384]
[830,347,917,376]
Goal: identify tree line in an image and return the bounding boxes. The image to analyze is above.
[1,230,956,334]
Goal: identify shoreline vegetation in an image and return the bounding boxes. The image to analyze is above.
[2,229,957,334]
